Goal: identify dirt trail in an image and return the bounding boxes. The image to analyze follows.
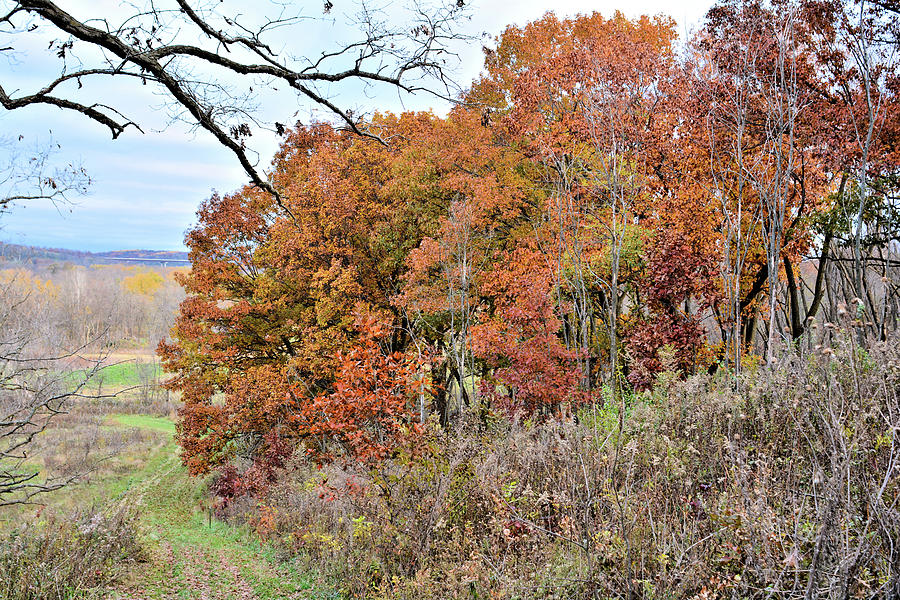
[105,417,323,600]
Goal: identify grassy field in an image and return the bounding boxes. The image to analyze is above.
[66,359,164,390]
[111,414,176,435]
[96,362,162,388]
[2,385,330,600]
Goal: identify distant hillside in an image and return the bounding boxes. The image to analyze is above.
[97,249,191,263]
[0,242,190,267]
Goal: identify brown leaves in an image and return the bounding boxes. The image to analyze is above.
[160,5,896,482]
[298,313,425,465]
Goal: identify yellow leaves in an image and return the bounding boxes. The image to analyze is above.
[0,268,60,298]
[122,270,164,297]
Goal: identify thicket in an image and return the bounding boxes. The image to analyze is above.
[0,502,144,600]
[218,328,899,599]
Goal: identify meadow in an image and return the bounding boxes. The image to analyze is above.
[1,354,331,600]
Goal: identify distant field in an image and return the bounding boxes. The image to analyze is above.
[68,359,164,390]
[95,361,163,387]
[112,413,177,434]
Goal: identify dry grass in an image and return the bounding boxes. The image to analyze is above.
[0,501,145,600]
[220,327,900,599]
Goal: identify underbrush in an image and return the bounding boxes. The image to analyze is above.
[0,502,144,600]
[218,330,900,599]
[22,393,176,492]
[70,359,176,416]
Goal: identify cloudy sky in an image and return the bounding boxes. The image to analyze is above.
[0,0,712,252]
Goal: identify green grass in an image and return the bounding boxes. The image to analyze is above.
[95,361,162,387]
[66,361,163,390]
[103,418,327,599]
[112,414,176,435]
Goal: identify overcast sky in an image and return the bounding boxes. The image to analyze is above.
[0,0,713,252]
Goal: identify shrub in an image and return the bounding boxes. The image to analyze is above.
[220,328,900,599]
[0,502,144,600]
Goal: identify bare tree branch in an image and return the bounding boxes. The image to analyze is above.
[0,134,90,210]
[0,0,470,202]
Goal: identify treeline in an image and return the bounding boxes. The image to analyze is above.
[1,264,184,352]
[0,242,189,267]
[162,0,899,470]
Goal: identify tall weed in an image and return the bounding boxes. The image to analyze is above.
[0,502,144,600]
[223,329,900,599]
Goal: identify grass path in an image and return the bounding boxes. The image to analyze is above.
[103,415,329,600]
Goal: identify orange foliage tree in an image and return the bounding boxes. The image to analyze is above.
[159,119,438,474]
[162,2,897,476]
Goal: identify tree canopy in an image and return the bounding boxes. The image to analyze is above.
[159,1,900,473]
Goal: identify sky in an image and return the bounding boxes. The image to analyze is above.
[0,0,713,252]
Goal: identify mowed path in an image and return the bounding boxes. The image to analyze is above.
[104,415,325,600]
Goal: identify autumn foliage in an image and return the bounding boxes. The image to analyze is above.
[160,2,900,478]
